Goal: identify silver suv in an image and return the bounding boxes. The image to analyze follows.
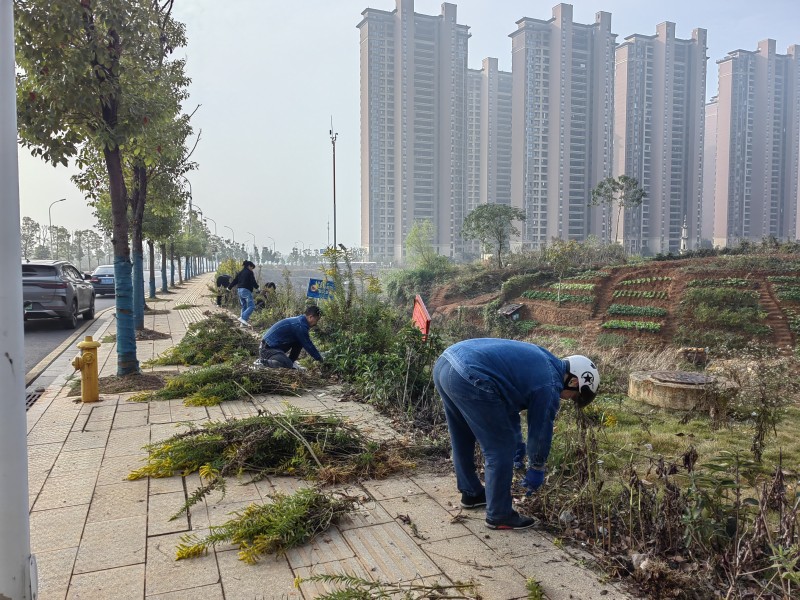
[22,260,96,329]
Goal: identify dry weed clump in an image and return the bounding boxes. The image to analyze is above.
[129,362,307,406]
[127,408,414,517]
[175,488,356,563]
[149,312,259,366]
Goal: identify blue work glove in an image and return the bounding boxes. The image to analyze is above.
[522,468,545,496]
[513,442,527,470]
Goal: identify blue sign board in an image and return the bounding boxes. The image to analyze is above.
[307,278,335,299]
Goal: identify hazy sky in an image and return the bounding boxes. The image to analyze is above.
[16,0,800,256]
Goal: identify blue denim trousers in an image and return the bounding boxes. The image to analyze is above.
[237,288,255,321]
[433,354,517,521]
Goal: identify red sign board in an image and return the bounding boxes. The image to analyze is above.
[412,295,431,340]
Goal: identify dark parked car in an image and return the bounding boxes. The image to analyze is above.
[23,260,96,329]
[90,265,116,295]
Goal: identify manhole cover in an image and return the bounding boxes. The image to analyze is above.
[650,371,716,385]
[25,391,43,411]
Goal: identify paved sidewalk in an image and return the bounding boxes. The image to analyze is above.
[25,275,634,600]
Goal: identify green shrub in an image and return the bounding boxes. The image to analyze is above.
[500,272,551,301]
[681,288,759,309]
[767,275,800,284]
[606,304,667,317]
[516,319,539,334]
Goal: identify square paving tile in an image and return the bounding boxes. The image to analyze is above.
[30,504,89,552]
[61,429,110,452]
[97,453,148,486]
[73,515,147,573]
[34,546,78,600]
[144,531,220,596]
[342,521,441,581]
[67,563,144,599]
[361,476,425,501]
[420,535,528,600]
[293,557,371,598]
[148,491,190,535]
[33,472,98,511]
[49,448,106,477]
[285,526,354,568]
[216,548,299,600]
[88,480,148,523]
[145,583,224,600]
[380,493,472,543]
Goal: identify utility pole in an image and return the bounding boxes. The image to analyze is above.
[48,197,65,259]
[330,119,338,250]
[1,1,36,598]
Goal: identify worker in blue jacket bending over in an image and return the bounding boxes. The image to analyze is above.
[433,339,599,530]
[259,306,324,370]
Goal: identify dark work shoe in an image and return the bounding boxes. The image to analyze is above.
[485,512,536,530]
[460,490,487,509]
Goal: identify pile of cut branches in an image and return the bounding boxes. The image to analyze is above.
[130,363,307,406]
[127,409,414,516]
[176,488,355,564]
[149,313,260,366]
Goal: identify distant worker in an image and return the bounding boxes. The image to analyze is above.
[215,273,232,306]
[259,306,324,369]
[432,339,599,530]
[228,260,258,327]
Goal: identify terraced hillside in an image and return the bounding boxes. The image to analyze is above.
[427,255,798,352]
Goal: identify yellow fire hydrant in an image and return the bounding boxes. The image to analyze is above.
[71,335,101,403]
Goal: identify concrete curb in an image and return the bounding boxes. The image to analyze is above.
[24,306,115,388]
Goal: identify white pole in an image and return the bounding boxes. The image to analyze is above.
[0,1,36,598]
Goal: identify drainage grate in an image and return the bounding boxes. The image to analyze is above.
[25,391,43,411]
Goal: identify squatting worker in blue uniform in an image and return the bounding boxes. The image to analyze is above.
[259,306,324,369]
[433,339,600,530]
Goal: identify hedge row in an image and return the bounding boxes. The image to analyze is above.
[686,278,753,288]
[549,282,595,291]
[618,276,671,286]
[601,320,661,332]
[612,290,668,299]
[521,290,594,304]
[607,304,667,317]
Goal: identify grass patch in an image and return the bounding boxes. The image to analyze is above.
[173,303,197,310]
[128,409,414,516]
[176,488,355,563]
[148,313,259,366]
[130,363,306,406]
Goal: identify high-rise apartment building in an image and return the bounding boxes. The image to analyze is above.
[701,97,718,246]
[510,4,615,249]
[712,41,800,247]
[358,0,469,263]
[613,23,707,254]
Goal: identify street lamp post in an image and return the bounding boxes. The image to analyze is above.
[204,216,218,269]
[224,226,236,260]
[329,122,338,250]
[246,231,257,263]
[48,197,66,259]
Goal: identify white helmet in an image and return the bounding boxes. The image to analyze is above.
[563,355,600,407]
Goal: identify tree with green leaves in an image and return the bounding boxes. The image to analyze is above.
[461,203,526,268]
[20,216,39,261]
[589,175,646,244]
[16,0,184,374]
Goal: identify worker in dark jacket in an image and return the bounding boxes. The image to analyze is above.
[215,274,232,306]
[259,306,323,369]
[228,260,258,327]
[433,339,600,530]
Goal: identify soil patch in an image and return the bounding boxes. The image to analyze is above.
[68,371,175,397]
[103,328,172,343]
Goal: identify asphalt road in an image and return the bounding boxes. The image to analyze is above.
[23,296,116,378]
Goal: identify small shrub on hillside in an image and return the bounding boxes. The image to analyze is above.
[775,285,800,302]
[596,333,626,348]
[549,282,595,291]
[681,287,759,309]
[500,271,552,301]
